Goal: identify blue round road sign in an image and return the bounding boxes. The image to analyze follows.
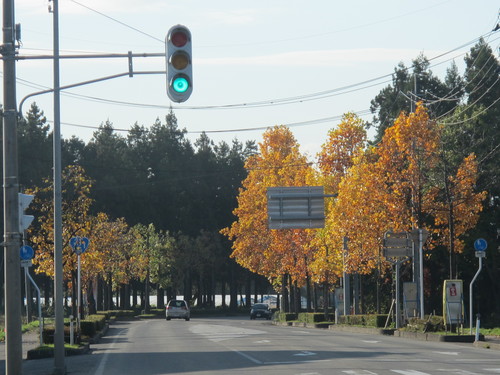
[474,238,487,252]
[20,245,34,260]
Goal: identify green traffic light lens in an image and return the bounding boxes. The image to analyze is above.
[173,77,189,93]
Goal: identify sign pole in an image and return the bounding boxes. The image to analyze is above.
[69,236,89,333]
[469,256,482,335]
[470,238,487,335]
[395,259,401,329]
[77,253,81,332]
[419,229,424,318]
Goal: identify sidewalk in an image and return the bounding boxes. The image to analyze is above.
[0,331,41,362]
[474,335,500,350]
[0,331,94,375]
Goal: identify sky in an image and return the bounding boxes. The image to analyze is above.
[6,0,500,158]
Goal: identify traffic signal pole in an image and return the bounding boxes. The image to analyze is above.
[2,0,23,372]
[52,1,66,373]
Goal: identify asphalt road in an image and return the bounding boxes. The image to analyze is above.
[16,316,500,375]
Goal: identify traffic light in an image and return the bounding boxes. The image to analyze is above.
[166,25,193,103]
[18,193,34,232]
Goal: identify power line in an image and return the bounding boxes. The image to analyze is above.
[15,33,494,113]
[46,109,373,135]
[69,0,164,43]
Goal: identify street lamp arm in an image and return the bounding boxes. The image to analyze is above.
[18,70,165,116]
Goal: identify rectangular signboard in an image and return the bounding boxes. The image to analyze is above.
[383,231,412,258]
[403,282,418,318]
[267,186,325,229]
[443,279,463,326]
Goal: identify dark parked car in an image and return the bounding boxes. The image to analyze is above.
[250,303,272,320]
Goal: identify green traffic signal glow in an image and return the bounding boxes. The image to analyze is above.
[173,77,189,93]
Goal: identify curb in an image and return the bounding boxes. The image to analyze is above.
[328,324,395,336]
[394,330,482,343]
[26,321,110,360]
[274,321,499,350]
[473,337,500,351]
[26,343,90,360]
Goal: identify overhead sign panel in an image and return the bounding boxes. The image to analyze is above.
[383,231,412,258]
[267,186,325,229]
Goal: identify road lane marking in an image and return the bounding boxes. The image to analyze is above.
[189,323,266,342]
[343,370,378,375]
[94,328,127,375]
[436,369,479,375]
[392,370,431,375]
[434,351,460,355]
[293,351,316,356]
[362,340,381,343]
[375,359,431,362]
[230,348,263,364]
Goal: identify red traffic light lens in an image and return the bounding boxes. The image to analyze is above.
[171,30,188,47]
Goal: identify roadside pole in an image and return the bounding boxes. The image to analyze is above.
[469,238,487,335]
[383,231,412,330]
[52,0,66,373]
[2,0,23,372]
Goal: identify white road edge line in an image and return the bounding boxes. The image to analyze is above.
[94,328,126,375]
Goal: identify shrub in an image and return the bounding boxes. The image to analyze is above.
[274,311,297,322]
[80,314,107,337]
[406,316,445,332]
[337,314,389,328]
[298,313,334,323]
[42,325,79,344]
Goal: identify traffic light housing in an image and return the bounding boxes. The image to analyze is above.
[166,25,193,103]
[18,193,34,232]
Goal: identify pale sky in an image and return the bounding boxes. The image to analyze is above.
[7,0,500,157]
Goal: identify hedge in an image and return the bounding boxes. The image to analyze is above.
[337,314,388,327]
[80,314,107,337]
[274,312,389,328]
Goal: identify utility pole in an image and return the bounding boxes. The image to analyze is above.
[2,0,23,372]
[51,0,66,373]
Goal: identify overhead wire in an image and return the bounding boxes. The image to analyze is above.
[61,0,497,109]
[68,0,164,44]
[14,2,500,135]
[46,108,373,135]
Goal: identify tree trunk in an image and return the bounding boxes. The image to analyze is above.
[245,276,251,307]
[96,276,103,311]
[124,284,130,309]
[44,277,51,308]
[229,265,238,311]
[156,285,164,308]
[145,269,150,313]
[87,279,96,315]
[221,280,227,308]
[306,273,312,312]
[132,282,138,307]
[281,274,289,312]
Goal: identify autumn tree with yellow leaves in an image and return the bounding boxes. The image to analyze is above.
[27,165,137,314]
[222,125,313,312]
[28,165,97,316]
[309,113,368,284]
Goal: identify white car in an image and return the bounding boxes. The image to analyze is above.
[165,299,190,321]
